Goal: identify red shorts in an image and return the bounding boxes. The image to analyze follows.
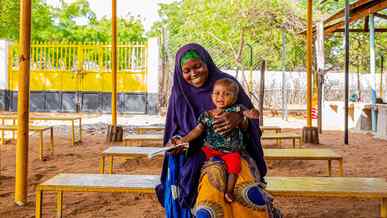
[201,146,241,174]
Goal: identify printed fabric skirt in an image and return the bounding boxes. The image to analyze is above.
[192,157,281,218]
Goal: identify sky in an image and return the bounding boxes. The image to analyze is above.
[46,0,176,31]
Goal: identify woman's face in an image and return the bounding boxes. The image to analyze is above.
[181,59,209,88]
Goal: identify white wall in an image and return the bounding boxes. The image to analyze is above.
[147,37,160,94]
[0,40,9,90]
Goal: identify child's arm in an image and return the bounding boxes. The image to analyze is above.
[174,123,205,144]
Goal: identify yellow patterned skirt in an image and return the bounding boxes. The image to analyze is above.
[193,158,272,218]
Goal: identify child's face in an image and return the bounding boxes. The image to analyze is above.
[211,84,236,109]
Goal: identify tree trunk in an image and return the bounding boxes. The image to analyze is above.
[106,125,123,143]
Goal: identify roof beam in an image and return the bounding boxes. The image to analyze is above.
[325,1,387,34]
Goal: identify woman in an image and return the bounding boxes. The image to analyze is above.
[156,43,281,218]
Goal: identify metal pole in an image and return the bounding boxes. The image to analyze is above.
[259,60,266,126]
[344,0,350,144]
[380,56,384,98]
[369,14,377,132]
[281,32,288,121]
[15,0,31,205]
[306,0,313,127]
[111,0,117,126]
[246,43,253,98]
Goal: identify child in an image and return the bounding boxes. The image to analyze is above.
[171,78,259,203]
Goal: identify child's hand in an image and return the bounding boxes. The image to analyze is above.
[170,137,183,145]
[243,109,260,119]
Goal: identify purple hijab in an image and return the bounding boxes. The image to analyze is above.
[157,43,267,209]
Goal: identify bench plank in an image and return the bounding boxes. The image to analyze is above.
[38,174,157,193]
[264,148,341,160]
[100,147,344,175]
[36,174,387,218]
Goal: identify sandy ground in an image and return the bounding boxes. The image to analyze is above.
[0,113,386,218]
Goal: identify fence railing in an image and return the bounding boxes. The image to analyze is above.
[7,42,148,92]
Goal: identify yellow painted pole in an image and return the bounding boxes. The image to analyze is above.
[306,0,313,127]
[111,0,117,126]
[15,0,32,206]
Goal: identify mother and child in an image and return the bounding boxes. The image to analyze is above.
[156,43,282,218]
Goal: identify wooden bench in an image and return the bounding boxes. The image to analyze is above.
[262,132,302,148]
[133,126,165,134]
[35,174,387,218]
[0,125,54,160]
[0,115,82,145]
[133,126,281,134]
[123,134,163,146]
[99,146,343,176]
[124,128,286,147]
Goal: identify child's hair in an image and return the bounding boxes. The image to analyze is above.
[214,78,239,102]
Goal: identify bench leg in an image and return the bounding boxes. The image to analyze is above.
[50,127,54,155]
[328,160,332,176]
[71,120,75,146]
[292,139,295,148]
[35,190,43,218]
[12,119,15,139]
[40,131,44,160]
[1,118,4,144]
[79,118,82,143]
[99,156,105,174]
[381,198,387,218]
[109,156,114,174]
[339,159,344,176]
[56,191,63,218]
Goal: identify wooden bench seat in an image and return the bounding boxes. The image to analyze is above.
[36,174,387,218]
[99,146,343,176]
[0,125,54,160]
[262,132,302,148]
[123,134,163,146]
[0,115,82,145]
[133,126,165,134]
[133,125,281,134]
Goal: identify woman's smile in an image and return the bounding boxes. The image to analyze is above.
[182,59,209,87]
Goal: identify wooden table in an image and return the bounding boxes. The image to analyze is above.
[99,146,343,176]
[0,125,54,160]
[262,132,302,148]
[36,174,387,218]
[0,115,82,145]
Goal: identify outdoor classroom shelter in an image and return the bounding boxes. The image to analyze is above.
[3,1,387,218]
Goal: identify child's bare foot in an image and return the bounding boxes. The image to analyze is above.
[224,192,234,203]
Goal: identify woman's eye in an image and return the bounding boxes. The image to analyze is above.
[194,64,201,69]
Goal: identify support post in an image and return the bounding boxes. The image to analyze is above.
[344,0,350,144]
[302,0,319,144]
[369,14,377,132]
[15,0,32,206]
[111,0,117,127]
[315,21,325,134]
[379,55,384,99]
[259,60,266,126]
[281,32,288,121]
[107,0,123,142]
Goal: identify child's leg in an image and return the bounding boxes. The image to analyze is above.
[221,152,241,203]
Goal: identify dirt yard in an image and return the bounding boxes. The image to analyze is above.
[0,113,386,218]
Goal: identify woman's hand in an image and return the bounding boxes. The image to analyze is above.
[213,111,243,135]
[168,137,188,155]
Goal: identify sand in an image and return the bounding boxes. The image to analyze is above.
[0,113,386,218]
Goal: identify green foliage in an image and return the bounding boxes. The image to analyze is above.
[0,0,146,42]
[151,0,305,70]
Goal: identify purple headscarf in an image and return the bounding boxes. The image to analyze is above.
[157,43,267,209]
